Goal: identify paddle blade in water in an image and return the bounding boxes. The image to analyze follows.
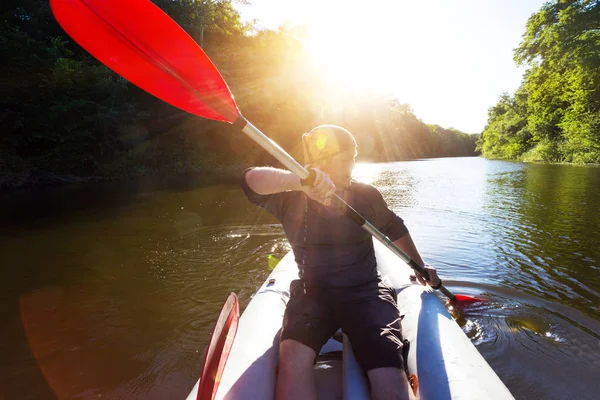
[453,294,486,305]
[50,0,240,123]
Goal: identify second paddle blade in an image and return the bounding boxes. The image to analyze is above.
[50,0,240,123]
[197,292,240,400]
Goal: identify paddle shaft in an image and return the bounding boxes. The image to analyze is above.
[239,117,456,301]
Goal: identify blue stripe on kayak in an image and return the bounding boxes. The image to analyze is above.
[417,292,452,400]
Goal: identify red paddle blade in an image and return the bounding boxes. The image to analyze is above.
[50,0,240,123]
[453,294,486,305]
[197,292,239,400]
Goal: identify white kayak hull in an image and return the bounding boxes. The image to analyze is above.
[187,240,514,399]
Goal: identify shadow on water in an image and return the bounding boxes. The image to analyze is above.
[0,175,240,232]
[0,178,279,400]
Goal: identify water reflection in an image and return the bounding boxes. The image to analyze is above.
[483,162,600,314]
[1,158,599,399]
[352,162,383,185]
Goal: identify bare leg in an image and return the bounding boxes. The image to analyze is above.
[275,339,317,400]
[367,367,416,400]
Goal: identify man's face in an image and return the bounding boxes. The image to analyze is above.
[314,149,356,188]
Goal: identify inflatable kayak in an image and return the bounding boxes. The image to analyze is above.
[186,240,514,399]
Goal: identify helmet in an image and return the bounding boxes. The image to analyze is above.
[302,125,357,164]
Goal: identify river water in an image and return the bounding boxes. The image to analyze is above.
[1,157,599,400]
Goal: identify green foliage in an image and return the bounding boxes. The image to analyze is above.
[480,0,600,164]
[1,0,478,191]
[522,138,562,162]
[153,0,246,44]
[477,90,531,159]
[1,0,144,188]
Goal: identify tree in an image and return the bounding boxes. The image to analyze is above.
[1,0,145,187]
[480,0,600,163]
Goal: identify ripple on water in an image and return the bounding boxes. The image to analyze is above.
[142,222,288,339]
[451,285,600,400]
[87,223,290,399]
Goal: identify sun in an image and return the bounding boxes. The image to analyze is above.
[237,0,490,132]
[298,3,451,130]
[303,20,402,94]
[294,0,426,96]
[239,1,451,122]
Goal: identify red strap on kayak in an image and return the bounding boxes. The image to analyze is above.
[197,293,240,400]
[409,373,419,396]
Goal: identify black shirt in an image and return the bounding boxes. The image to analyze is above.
[241,169,409,287]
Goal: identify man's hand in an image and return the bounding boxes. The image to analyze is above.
[302,168,337,206]
[414,264,441,289]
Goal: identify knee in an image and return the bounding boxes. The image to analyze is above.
[278,339,316,373]
[368,367,414,400]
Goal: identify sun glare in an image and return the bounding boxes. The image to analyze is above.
[352,162,384,185]
[304,28,397,92]
[238,0,535,133]
[302,11,406,93]
[297,0,445,116]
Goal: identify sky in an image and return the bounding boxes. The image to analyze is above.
[234,0,548,133]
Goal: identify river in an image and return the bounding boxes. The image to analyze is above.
[1,157,599,400]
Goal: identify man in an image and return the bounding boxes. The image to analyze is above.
[241,125,440,400]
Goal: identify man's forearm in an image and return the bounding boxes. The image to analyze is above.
[392,233,425,267]
[393,232,442,287]
[246,167,303,195]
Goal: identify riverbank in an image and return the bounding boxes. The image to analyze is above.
[481,155,600,167]
[0,168,242,195]
[0,156,248,193]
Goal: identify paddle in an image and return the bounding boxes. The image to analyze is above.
[49,0,482,304]
[197,293,239,400]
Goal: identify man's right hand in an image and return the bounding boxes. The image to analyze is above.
[302,168,337,206]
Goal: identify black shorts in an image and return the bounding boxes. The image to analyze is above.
[280,279,407,372]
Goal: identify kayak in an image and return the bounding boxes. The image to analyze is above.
[186,240,515,399]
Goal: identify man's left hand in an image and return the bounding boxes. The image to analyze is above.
[414,264,441,289]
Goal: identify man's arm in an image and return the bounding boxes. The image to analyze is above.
[245,167,302,195]
[245,167,336,205]
[392,233,441,288]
